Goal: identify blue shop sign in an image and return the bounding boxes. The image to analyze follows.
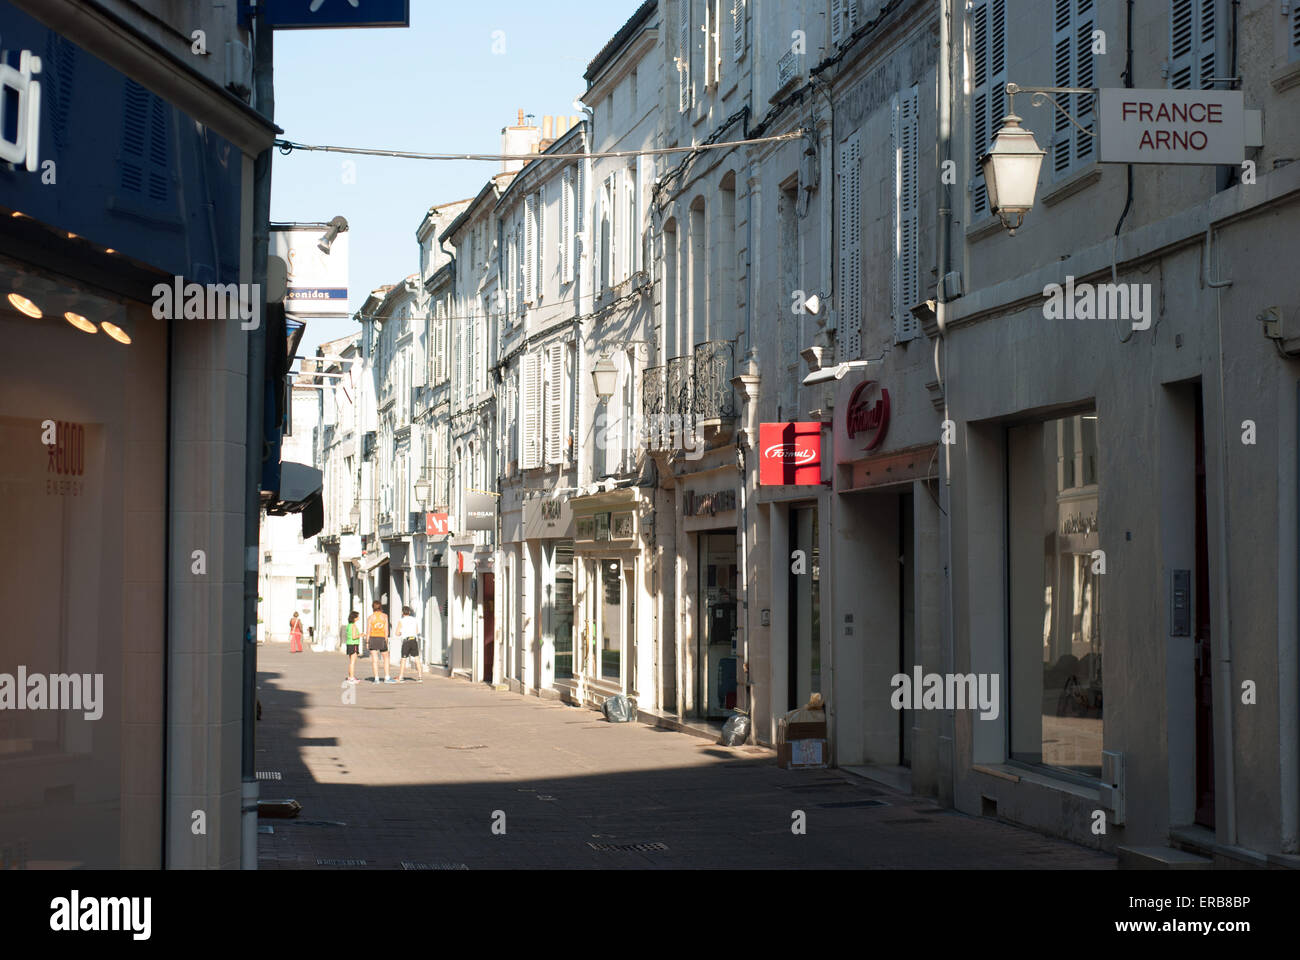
[0,5,242,285]
[244,0,411,30]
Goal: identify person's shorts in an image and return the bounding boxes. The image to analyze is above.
[368,636,388,652]
[345,643,359,656]
[401,638,420,659]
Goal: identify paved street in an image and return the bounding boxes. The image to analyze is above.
[256,644,1114,869]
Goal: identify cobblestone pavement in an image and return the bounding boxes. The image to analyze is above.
[256,644,1115,869]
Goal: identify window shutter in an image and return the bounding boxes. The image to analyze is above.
[524,193,536,302]
[535,187,545,303]
[837,133,862,361]
[574,163,585,281]
[546,343,565,465]
[831,0,844,46]
[561,168,572,284]
[713,0,722,85]
[732,0,745,61]
[1052,0,1095,177]
[845,0,858,33]
[609,173,618,284]
[1169,0,1218,89]
[515,221,525,315]
[971,0,1006,220]
[894,86,920,343]
[679,0,692,111]
[1292,2,1300,61]
[520,352,541,469]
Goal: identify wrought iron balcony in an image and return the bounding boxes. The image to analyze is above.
[667,355,693,419]
[643,365,667,420]
[691,339,737,420]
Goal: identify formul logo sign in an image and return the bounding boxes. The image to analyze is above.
[758,422,822,486]
[0,42,42,173]
[846,380,890,452]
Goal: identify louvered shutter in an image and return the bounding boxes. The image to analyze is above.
[574,163,585,281]
[1051,0,1095,178]
[1292,2,1300,61]
[561,168,572,284]
[679,0,692,111]
[608,173,618,284]
[845,0,858,33]
[520,353,541,469]
[546,343,565,465]
[1169,0,1218,89]
[524,193,536,302]
[536,186,545,302]
[515,221,524,315]
[831,0,844,45]
[837,133,862,361]
[732,0,745,60]
[971,0,1006,220]
[894,87,920,343]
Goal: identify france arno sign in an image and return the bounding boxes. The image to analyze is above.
[1097,88,1244,165]
[248,0,410,29]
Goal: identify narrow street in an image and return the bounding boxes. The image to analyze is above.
[256,645,1114,869]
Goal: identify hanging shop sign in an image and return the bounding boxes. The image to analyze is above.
[271,227,350,317]
[425,512,451,537]
[835,378,891,463]
[463,491,496,531]
[339,534,362,559]
[1098,89,1244,165]
[248,0,411,29]
[758,422,822,486]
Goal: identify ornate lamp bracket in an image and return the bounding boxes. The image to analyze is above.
[1005,83,1099,137]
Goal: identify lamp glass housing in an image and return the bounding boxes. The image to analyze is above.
[591,355,618,401]
[979,113,1045,229]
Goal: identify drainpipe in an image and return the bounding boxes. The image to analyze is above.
[1206,220,1237,844]
[241,5,273,870]
[935,0,957,807]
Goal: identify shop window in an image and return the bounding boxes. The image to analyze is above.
[552,542,574,680]
[1008,412,1102,779]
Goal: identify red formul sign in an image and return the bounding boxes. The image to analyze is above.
[425,512,450,536]
[847,380,890,452]
[758,422,822,486]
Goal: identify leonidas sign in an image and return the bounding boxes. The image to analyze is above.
[1098,88,1243,165]
[758,422,822,486]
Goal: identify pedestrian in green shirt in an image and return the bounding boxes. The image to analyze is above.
[343,611,361,683]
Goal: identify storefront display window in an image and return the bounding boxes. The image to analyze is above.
[1009,412,1103,779]
[552,542,574,679]
[0,255,166,867]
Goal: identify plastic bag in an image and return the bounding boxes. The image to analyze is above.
[721,713,750,746]
[602,694,637,723]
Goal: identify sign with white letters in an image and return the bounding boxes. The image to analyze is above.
[1098,88,1244,165]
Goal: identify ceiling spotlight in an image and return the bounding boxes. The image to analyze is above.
[64,312,97,334]
[101,320,131,344]
[318,215,349,255]
[66,231,78,240]
[10,210,28,219]
[8,292,42,318]
[105,248,116,254]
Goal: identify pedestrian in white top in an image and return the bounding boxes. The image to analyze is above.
[396,605,423,683]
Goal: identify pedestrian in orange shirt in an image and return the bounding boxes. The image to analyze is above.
[366,601,393,683]
[288,612,304,654]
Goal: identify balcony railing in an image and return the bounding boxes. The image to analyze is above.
[641,342,737,450]
[667,355,693,420]
[691,339,736,420]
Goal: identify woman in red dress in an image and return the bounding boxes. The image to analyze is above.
[289,612,304,653]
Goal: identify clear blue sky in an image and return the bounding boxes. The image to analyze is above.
[269,0,641,356]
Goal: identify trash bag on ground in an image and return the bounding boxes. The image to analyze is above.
[721,713,750,746]
[602,694,637,723]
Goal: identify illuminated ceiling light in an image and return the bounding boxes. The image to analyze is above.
[104,248,116,254]
[11,210,28,218]
[101,320,132,344]
[66,231,78,240]
[64,311,98,334]
[7,292,42,318]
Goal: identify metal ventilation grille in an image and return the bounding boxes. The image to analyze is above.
[587,841,668,853]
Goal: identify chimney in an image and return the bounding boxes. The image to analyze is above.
[542,115,553,139]
[517,108,524,126]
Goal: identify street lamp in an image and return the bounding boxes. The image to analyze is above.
[978,113,1044,235]
[590,354,618,402]
[979,83,1096,235]
[414,477,430,508]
